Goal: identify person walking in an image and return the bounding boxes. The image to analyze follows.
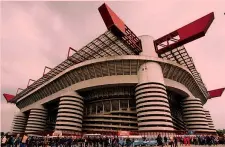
[44,136,49,147]
[14,134,21,147]
[169,136,174,147]
[156,134,163,147]
[180,137,183,146]
[174,137,178,147]
[20,134,28,147]
[7,136,14,147]
[1,136,7,147]
[164,136,168,147]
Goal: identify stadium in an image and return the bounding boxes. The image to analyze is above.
[3,3,224,137]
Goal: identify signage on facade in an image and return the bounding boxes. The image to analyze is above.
[118,131,130,136]
[52,131,62,136]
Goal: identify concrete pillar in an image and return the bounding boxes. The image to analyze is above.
[204,109,216,133]
[139,35,158,57]
[25,105,47,134]
[11,112,27,134]
[182,97,210,133]
[55,91,84,133]
[135,36,174,132]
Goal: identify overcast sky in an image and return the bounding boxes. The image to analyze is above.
[1,0,225,132]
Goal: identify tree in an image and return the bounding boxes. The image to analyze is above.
[217,129,225,137]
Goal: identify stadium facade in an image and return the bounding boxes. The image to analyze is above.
[3,3,224,136]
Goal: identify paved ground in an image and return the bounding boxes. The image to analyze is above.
[46,145,225,147]
[162,145,225,147]
[44,145,225,147]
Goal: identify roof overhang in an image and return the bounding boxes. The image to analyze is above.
[208,88,225,99]
[154,12,215,54]
[3,93,15,102]
[10,31,139,103]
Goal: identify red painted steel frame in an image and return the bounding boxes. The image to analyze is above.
[3,93,15,102]
[208,88,225,99]
[98,3,142,54]
[154,12,215,54]
[98,3,126,35]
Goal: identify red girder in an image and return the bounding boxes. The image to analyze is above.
[154,12,215,54]
[98,3,126,35]
[3,93,15,102]
[98,3,142,54]
[208,88,225,99]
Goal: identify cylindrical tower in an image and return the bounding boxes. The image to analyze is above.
[55,92,84,133]
[11,112,27,134]
[204,109,216,133]
[136,36,174,132]
[135,62,174,132]
[182,97,209,132]
[25,105,47,133]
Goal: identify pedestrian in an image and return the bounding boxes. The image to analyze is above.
[164,136,168,147]
[44,136,49,147]
[14,134,21,147]
[183,136,187,146]
[169,136,174,147]
[8,135,15,147]
[20,134,28,147]
[156,134,163,147]
[180,137,183,146]
[174,137,178,147]
[1,136,7,147]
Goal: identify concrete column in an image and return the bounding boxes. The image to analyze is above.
[139,35,158,57]
[11,112,27,134]
[110,100,112,111]
[55,91,84,133]
[102,101,104,113]
[119,100,121,110]
[25,105,47,134]
[135,36,173,132]
[182,97,210,133]
[204,109,216,133]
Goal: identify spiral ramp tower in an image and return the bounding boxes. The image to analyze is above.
[55,92,84,134]
[11,112,28,134]
[25,105,47,134]
[204,109,216,133]
[181,97,210,133]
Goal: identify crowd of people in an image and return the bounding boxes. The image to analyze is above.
[1,133,225,147]
[2,134,114,147]
[156,134,225,146]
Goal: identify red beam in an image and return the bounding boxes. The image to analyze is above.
[98,3,126,35]
[98,3,142,53]
[208,88,225,99]
[3,93,15,102]
[154,12,215,54]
